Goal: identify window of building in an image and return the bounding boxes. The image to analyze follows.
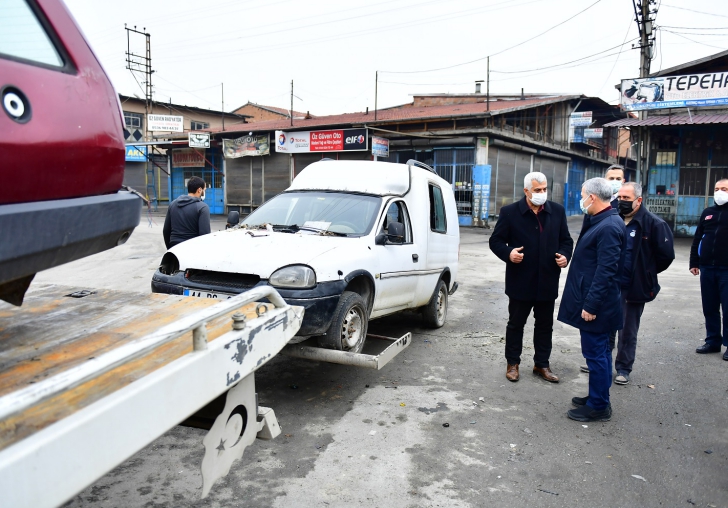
[191,120,209,130]
[124,112,143,129]
[0,0,62,67]
[429,184,447,233]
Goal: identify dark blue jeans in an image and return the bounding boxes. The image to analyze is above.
[580,330,611,411]
[700,265,728,348]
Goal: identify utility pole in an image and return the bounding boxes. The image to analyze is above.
[221,83,225,131]
[125,25,157,210]
[486,57,490,112]
[290,80,294,127]
[375,71,378,121]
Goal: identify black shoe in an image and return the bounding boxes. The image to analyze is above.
[571,396,588,406]
[724,350,728,361]
[567,404,612,422]
[696,343,721,354]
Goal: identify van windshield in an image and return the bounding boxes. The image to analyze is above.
[242,191,382,236]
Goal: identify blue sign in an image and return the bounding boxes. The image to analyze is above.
[473,165,492,220]
[125,145,147,162]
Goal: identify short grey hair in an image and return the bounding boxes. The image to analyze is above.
[582,178,613,202]
[622,181,642,198]
[524,171,547,190]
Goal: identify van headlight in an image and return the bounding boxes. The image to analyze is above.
[269,265,316,289]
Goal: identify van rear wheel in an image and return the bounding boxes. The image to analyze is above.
[317,291,368,354]
[422,280,448,328]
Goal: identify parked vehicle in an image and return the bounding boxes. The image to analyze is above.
[0,0,141,305]
[152,160,460,353]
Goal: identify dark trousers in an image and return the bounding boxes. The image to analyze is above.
[580,330,611,411]
[505,299,554,368]
[615,296,645,375]
[700,265,728,348]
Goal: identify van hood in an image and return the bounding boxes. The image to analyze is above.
[169,229,357,278]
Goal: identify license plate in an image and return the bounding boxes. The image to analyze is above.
[183,289,234,299]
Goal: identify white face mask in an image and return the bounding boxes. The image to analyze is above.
[610,180,623,195]
[715,190,728,206]
[200,191,206,200]
[529,191,547,206]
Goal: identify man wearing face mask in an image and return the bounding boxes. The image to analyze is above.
[610,183,675,385]
[690,179,728,360]
[163,176,211,249]
[558,178,625,422]
[489,172,574,383]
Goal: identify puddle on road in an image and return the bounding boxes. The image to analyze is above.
[417,402,449,414]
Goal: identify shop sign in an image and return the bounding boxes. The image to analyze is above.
[189,132,210,148]
[371,136,389,157]
[569,111,593,127]
[147,114,183,132]
[583,128,603,139]
[172,148,205,167]
[275,128,368,153]
[222,134,270,158]
[621,72,728,111]
[646,196,676,216]
[125,145,147,162]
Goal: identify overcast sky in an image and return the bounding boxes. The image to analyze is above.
[63,0,728,116]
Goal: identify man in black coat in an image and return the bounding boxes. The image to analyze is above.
[690,178,728,360]
[163,176,211,249]
[611,182,675,385]
[489,172,574,383]
[558,178,625,422]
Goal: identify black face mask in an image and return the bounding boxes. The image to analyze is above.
[618,199,635,217]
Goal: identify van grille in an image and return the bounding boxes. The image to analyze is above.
[185,269,260,290]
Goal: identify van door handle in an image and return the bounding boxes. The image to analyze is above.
[412,254,419,262]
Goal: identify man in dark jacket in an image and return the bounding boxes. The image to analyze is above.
[690,178,728,360]
[611,182,675,385]
[163,176,211,249]
[558,177,625,422]
[489,172,574,383]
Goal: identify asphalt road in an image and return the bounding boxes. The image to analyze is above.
[41,215,728,508]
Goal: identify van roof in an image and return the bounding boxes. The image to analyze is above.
[287,160,443,196]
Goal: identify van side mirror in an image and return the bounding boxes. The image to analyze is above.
[387,222,405,244]
[226,211,240,229]
[375,233,387,245]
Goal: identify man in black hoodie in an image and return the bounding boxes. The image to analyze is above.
[163,176,211,249]
[690,178,728,361]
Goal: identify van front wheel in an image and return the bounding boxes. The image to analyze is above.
[318,291,368,353]
[422,280,448,328]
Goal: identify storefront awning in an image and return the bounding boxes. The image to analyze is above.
[605,114,728,127]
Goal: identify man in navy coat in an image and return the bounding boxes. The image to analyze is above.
[490,172,574,383]
[558,178,625,422]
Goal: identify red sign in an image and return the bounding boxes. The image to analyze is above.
[310,130,343,151]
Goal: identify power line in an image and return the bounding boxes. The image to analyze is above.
[660,3,728,19]
[597,14,635,93]
[660,28,728,50]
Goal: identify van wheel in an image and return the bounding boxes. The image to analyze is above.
[318,291,368,353]
[422,280,448,328]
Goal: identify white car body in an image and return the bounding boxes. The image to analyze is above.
[152,160,459,346]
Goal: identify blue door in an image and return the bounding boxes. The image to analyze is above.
[170,149,225,214]
[565,163,585,216]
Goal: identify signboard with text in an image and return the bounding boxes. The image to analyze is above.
[275,128,368,153]
[222,134,270,158]
[189,132,210,148]
[583,128,603,139]
[621,72,728,111]
[148,114,184,132]
[171,148,205,167]
[125,145,147,162]
[371,136,389,157]
[646,196,676,217]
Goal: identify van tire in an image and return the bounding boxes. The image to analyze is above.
[317,291,368,353]
[422,280,448,328]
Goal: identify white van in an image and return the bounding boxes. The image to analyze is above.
[152,160,459,353]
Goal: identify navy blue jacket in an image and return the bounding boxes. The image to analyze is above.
[689,203,728,269]
[622,205,675,302]
[489,197,573,301]
[558,208,626,333]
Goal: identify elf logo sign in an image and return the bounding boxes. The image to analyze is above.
[275,128,368,153]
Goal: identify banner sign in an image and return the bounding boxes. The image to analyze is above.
[621,73,728,111]
[275,128,368,153]
[125,145,147,162]
[172,148,205,167]
[646,196,676,216]
[472,165,492,225]
[147,114,183,132]
[189,132,210,148]
[222,134,270,158]
[569,111,593,127]
[583,128,603,139]
[371,136,389,157]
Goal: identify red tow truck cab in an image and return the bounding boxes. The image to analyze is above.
[0,0,141,305]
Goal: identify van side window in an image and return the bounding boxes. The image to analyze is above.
[0,0,63,67]
[429,184,447,233]
[381,200,413,243]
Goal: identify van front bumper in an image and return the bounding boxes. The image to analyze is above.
[151,271,345,336]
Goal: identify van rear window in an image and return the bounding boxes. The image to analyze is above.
[429,184,447,233]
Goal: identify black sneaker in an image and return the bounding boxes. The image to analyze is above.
[696,343,721,354]
[567,404,612,422]
[571,396,588,406]
[724,350,728,361]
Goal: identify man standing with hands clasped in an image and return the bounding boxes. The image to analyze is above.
[558,178,625,422]
[489,172,574,383]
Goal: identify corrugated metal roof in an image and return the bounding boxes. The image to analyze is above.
[604,114,728,127]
